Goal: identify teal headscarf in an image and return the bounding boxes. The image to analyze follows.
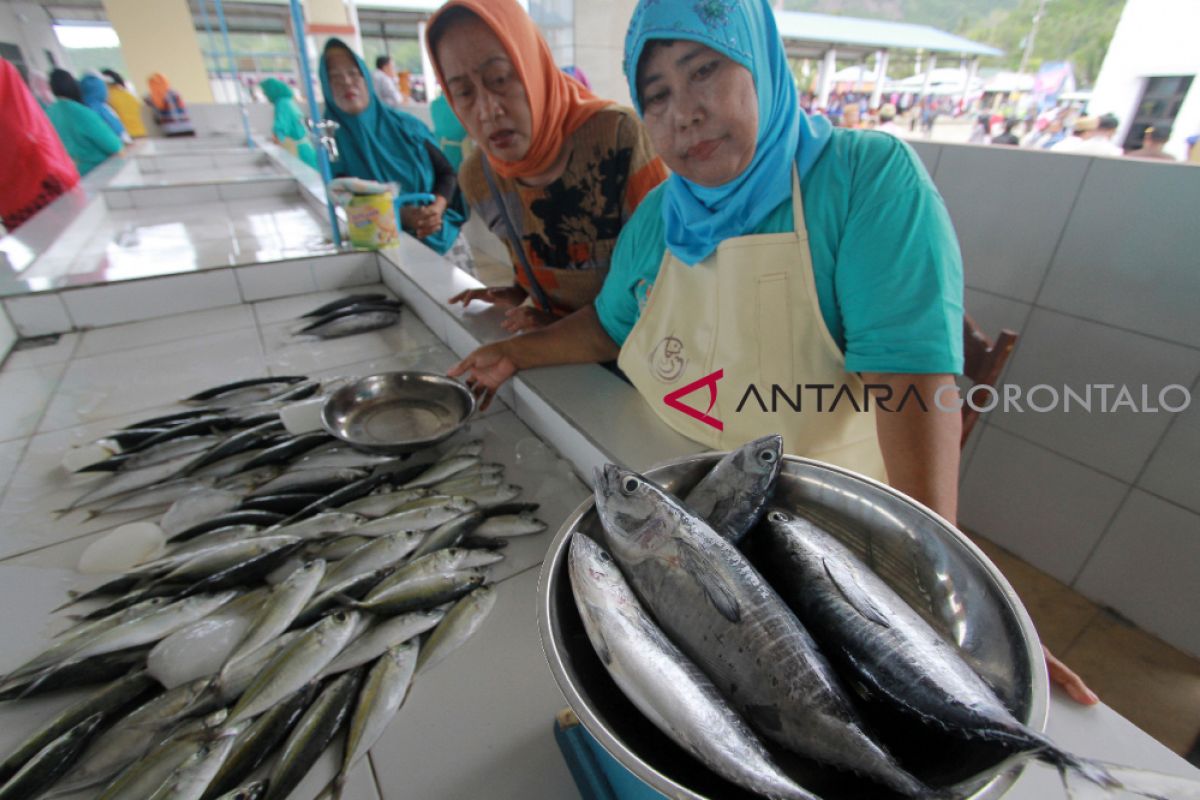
[80,73,126,139]
[319,39,465,255]
[623,0,833,265]
[260,78,317,168]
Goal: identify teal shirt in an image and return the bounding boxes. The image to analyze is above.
[595,129,964,375]
[46,99,122,176]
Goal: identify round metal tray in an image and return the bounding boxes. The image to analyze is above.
[538,453,1048,800]
[320,371,475,455]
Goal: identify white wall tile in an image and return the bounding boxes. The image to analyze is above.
[2,332,77,371]
[310,252,380,290]
[932,144,1090,302]
[1137,380,1200,515]
[216,179,298,202]
[102,190,132,210]
[235,260,319,302]
[959,426,1128,584]
[60,270,242,328]
[0,362,65,442]
[380,259,449,342]
[1037,157,1200,348]
[3,294,73,336]
[0,302,15,364]
[1074,491,1200,657]
[74,305,256,358]
[990,309,1200,483]
[129,184,221,208]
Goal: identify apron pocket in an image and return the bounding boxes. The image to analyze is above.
[757,273,794,387]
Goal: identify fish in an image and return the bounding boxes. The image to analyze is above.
[268,511,366,541]
[263,669,365,800]
[145,724,245,800]
[300,293,392,318]
[201,686,317,799]
[4,598,167,678]
[248,467,368,499]
[120,408,232,432]
[293,445,406,472]
[162,488,244,537]
[240,432,335,471]
[459,483,522,509]
[179,420,287,476]
[353,570,485,616]
[209,780,266,800]
[428,473,504,496]
[407,510,484,558]
[319,608,445,678]
[754,510,1122,790]
[168,511,285,543]
[0,714,105,800]
[336,488,433,518]
[415,585,496,674]
[0,671,155,785]
[216,632,303,705]
[401,455,481,489]
[471,512,547,539]
[82,434,223,474]
[683,433,782,543]
[317,532,424,590]
[185,376,308,405]
[593,464,929,797]
[306,535,376,562]
[335,643,419,793]
[440,438,484,458]
[225,611,361,726]
[222,560,326,670]
[0,647,152,702]
[276,469,416,524]
[239,492,326,514]
[97,714,226,800]
[56,451,205,516]
[295,565,397,626]
[348,496,478,536]
[154,537,301,586]
[568,533,817,800]
[297,308,400,339]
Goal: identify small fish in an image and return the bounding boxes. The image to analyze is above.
[415,585,496,674]
[209,780,266,800]
[300,293,391,318]
[120,408,230,432]
[349,497,478,537]
[0,714,105,800]
[297,308,400,339]
[401,455,481,489]
[263,669,365,800]
[161,488,244,538]
[201,688,315,799]
[471,512,547,539]
[429,474,503,496]
[239,492,325,514]
[294,445,403,472]
[317,532,423,590]
[222,560,326,670]
[458,483,522,509]
[336,488,432,518]
[568,533,816,800]
[353,569,485,616]
[5,598,167,677]
[97,717,222,800]
[295,567,396,627]
[407,511,484,559]
[57,452,204,517]
[217,632,303,705]
[180,420,287,476]
[0,647,151,702]
[240,432,334,471]
[185,376,308,405]
[268,511,365,541]
[146,724,244,800]
[335,643,418,792]
[168,511,285,544]
[319,609,445,678]
[684,434,782,543]
[248,467,368,499]
[83,434,222,474]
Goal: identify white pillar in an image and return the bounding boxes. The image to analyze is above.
[817,47,837,109]
[919,53,937,99]
[961,56,979,113]
[871,49,888,108]
[853,56,866,93]
[418,19,437,101]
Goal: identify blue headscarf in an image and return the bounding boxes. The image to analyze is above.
[319,40,465,255]
[624,0,833,265]
[80,73,126,139]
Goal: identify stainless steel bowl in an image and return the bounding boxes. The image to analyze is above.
[538,453,1048,800]
[320,371,475,455]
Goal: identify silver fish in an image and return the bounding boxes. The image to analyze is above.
[146,725,244,800]
[756,510,1120,789]
[355,569,485,616]
[217,631,302,705]
[97,721,216,800]
[336,643,418,790]
[210,780,266,800]
[263,669,364,800]
[459,483,522,509]
[594,465,928,797]
[306,535,376,562]
[337,488,432,518]
[402,455,481,488]
[91,477,216,517]
[317,532,424,590]
[429,474,504,496]
[568,533,816,800]
[440,438,484,458]
[348,497,478,536]
[684,434,782,543]
[295,444,401,470]
[203,688,314,799]
[472,512,547,539]
[407,511,484,559]
[226,610,361,726]
[209,463,283,489]
[151,526,265,569]
[222,560,326,670]
[415,585,496,674]
[161,488,244,537]
[0,714,105,800]
[267,511,366,540]
[320,609,444,678]
[59,452,203,515]
[158,538,300,584]
[299,309,399,339]
[252,467,367,497]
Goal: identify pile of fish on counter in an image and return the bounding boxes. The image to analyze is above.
[0,359,549,799]
[571,435,1186,800]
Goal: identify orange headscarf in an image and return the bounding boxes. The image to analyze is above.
[427,0,611,180]
[148,73,170,111]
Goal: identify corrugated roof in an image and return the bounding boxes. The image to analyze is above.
[775,10,1003,58]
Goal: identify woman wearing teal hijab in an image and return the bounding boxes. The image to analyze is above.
[319,39,469,266]
[260,78,317,168]
[80,72,129,143]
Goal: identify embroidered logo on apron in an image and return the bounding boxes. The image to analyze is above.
[649,335,687,382]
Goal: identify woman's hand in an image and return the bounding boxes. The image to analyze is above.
[1044,646,1099,705]
[502,305,556,333]
[400,196,448,239]
[448,341,518,411]
[449,285,528,309]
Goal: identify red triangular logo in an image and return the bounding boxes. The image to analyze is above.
[663,369,723,431]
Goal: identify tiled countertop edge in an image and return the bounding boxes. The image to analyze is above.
[376,239,705,485]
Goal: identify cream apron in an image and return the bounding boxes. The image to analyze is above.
[618,172,888,481]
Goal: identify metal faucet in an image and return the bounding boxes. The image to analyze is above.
[309,118,340,162]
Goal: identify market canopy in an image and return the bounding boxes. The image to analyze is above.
[774,10,1003,61]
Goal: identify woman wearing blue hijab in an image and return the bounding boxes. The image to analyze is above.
[80,72,129,143]
[319,39,470,268]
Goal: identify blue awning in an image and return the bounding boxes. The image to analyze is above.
[775,10,1003,59]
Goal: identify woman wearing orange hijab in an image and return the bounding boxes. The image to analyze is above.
[145,73,194,136]
[428,0,667,331]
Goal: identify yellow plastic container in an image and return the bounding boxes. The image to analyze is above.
[346,192,399,250]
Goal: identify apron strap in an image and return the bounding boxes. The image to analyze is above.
[480,157,553,313]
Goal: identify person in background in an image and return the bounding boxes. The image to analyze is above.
[1125,125,1176,162]
[320,39,472,270]
[875,103,902,136]
[0,58,79,230]
[145,73,194,136]
[840,103,861,129]
[430,92,468,171]
[1187,133,1200,164]
[1053,113,1121,157]
[80,72,130,143]
[46,68,123,176]
[100,69,146,138]
[991,118,1020,146]
[260,77,317,169]
[426,0,668,331]
[372,55,406,109]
